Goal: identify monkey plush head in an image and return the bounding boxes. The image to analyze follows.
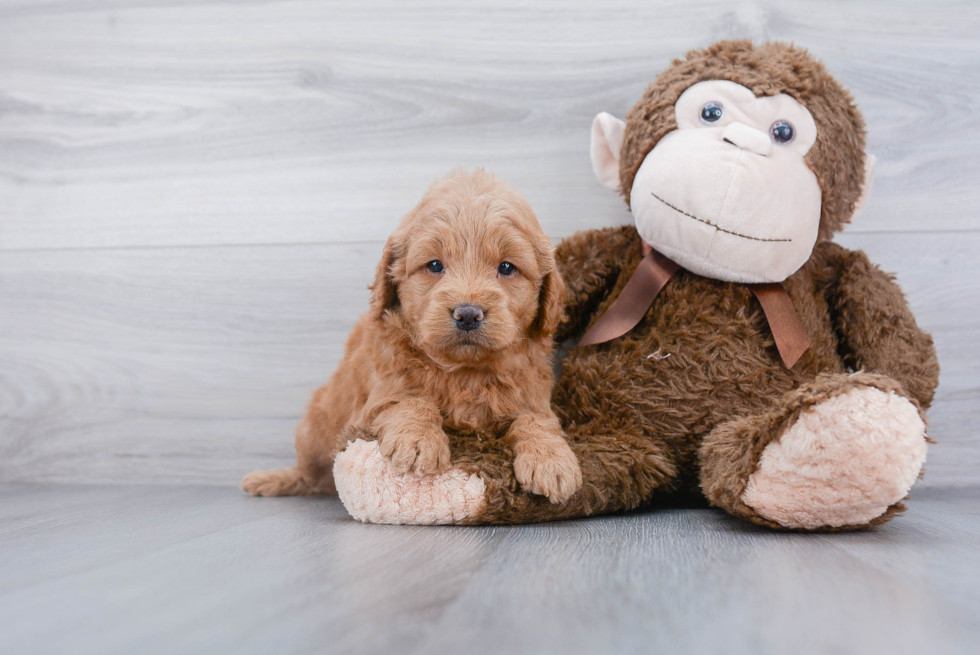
[591,40,876,283]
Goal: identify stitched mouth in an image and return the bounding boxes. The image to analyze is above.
[650,192,791,243]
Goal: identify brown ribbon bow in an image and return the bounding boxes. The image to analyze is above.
[577,241,810,368]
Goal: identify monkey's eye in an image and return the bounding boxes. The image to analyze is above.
[426,260,444,274]
[770,121,795,144]
[699,102,724,124]
[497,262,516,276]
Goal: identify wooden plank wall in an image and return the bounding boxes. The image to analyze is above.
[1,0,977,486]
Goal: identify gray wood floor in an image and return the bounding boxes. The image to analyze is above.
[1,484,978,655]
[2,2,980,653]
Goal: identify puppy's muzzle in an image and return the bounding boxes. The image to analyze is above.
[452,304,485,332]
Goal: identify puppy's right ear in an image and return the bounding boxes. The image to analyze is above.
[369,234,399,320]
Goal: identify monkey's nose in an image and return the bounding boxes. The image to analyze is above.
[452,304,485,332]
[722,122,772,157]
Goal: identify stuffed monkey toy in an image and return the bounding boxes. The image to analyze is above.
[333,40,940,530]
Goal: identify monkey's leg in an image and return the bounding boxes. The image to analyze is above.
[474,421,677,524]
[699,372,928,531]
[332,419,676,525]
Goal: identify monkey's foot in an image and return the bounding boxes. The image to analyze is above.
[333,439,487,524]
[742,385,927,530]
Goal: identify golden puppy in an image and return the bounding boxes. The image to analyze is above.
[242,170,582,503]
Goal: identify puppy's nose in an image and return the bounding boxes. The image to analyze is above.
[452,304,485,332]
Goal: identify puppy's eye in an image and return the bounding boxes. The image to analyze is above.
[497,262,516,276]
[426,260,444,274]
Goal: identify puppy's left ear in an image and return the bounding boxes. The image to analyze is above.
[369,234,400,320]
[529,257,566,339]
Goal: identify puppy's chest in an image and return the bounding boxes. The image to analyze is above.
[425,374,524,430]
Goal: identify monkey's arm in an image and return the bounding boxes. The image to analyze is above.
[818,242,940,408]
[554,224,640,342]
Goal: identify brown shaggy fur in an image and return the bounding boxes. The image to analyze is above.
[242,170,581,503]
[388,41,938,530]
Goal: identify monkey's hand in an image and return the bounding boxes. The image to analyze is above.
[819,241,939,408]
[554,224,640,342]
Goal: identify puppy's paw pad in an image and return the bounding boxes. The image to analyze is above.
[334,439,487,524]
[409,432,452,475]
[743,386,927,529]
[514,441,582,504]
[378,428,451,476]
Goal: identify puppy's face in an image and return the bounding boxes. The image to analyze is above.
[371,172,564,366]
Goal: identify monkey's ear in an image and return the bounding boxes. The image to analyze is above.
[850,153,877,221]
[369,234,400,320]
[591,112,626,191]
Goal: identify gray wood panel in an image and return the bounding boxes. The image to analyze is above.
[1,0,979,251]
[0,484,978,655]
[1,0,978,485]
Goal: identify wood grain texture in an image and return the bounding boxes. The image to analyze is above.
[0,0,978,485]
[1,484,978,655]
[1,0,979,250]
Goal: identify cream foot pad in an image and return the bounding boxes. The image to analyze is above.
[333,439,488,524]
[742,387,927,529]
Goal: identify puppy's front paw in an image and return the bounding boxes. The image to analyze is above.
[513,438,582,504]
[377,425,452,476]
